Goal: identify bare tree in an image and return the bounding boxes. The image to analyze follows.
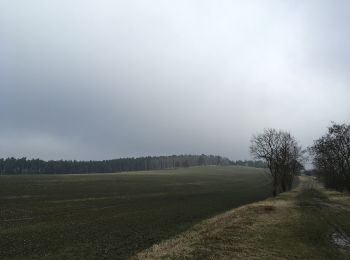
[250,129,304,196]
[309,123,350,191]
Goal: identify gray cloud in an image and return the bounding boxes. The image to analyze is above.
[0,1,349,160]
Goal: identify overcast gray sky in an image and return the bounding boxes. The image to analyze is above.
[0,1,349,160]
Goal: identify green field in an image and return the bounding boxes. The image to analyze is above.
[0,166,271,259]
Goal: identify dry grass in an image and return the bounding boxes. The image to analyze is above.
[133,176,350,260]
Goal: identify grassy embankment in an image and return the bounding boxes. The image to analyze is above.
[134,176,350,259]
[0,166,271,259]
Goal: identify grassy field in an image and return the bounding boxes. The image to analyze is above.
[135,176,350,259]
[0,166,271,259]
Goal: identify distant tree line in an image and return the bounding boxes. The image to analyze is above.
[0,155,265,175]
[231,160,267,168]
[309,123,350,192]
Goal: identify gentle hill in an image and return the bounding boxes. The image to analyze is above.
[133,177,350,259]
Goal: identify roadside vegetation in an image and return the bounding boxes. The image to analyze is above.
[309,122,350,192]
[134,176,350,259]
[250,129,305,196]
